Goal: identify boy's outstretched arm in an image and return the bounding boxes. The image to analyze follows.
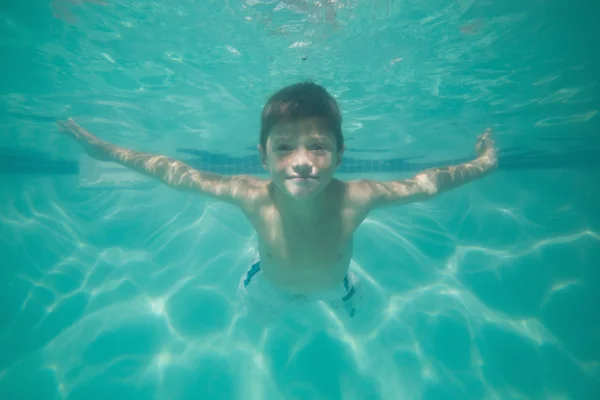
[356,130,498,210]
[57,119,259,205]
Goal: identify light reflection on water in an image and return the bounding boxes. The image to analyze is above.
[1,0,599,399]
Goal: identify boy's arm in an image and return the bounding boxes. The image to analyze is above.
[355,130,498,210]
[57,119,260,205]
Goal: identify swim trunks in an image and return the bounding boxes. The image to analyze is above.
[237,259,359,321]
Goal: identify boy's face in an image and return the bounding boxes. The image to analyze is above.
[260,118,343,200]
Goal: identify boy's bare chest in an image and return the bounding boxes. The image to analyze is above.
[255,206,355,264]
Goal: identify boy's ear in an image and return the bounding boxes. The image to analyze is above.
[336,145,345,166]
[257,144,267,169]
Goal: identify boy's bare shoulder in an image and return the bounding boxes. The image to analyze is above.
[233,175,271,207]
[234,175,269,195]
[341,179,377,206]
[331,179,377,225]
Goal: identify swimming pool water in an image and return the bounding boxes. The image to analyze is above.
[1,0,599,399]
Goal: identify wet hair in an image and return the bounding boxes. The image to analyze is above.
[259,81,343,151]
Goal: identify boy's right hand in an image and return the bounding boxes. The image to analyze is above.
[475,128,498,169]
[57,118,112,162]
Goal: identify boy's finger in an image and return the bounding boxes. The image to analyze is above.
[56,119,79,136]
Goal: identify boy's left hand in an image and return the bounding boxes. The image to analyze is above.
[475,128,498,168]
[56,118,112,162]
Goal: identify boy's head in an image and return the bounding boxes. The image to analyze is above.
[258,82,345,200]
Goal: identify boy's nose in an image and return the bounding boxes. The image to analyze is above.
[291,149,313,176]
[293,162,312,177]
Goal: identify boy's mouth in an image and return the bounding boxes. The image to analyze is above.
[287,176,319,181]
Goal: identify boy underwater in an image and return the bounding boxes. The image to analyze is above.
[57,82,497,320]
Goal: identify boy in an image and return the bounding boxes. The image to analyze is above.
[57,82,497,320]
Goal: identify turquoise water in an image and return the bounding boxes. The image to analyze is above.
[1,0,599,399]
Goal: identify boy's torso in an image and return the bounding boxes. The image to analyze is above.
[239,178,370,294]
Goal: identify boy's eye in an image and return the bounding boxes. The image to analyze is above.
[274,144,328,152]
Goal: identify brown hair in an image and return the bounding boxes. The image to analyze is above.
[259,81,343,151]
